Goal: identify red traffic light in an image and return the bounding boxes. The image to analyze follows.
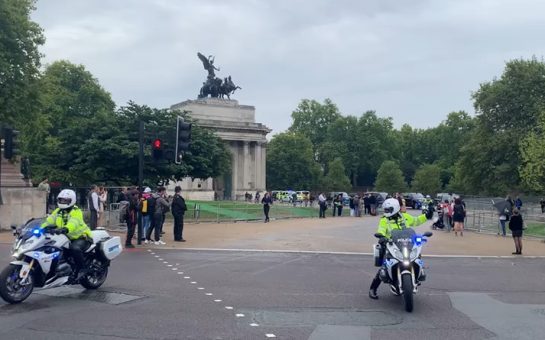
[152,138,162,149]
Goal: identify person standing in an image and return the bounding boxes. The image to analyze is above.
[172,186,187,242]
[87,185,99,230]
[508,208,524,254]
[514,196,523,211]
[140,187,154,244]
[147,187,169,245]
[261,191,273,222]
[368,194,377,216]
[333,194,343,216]
[255,191,261,204]
[124,188,139,248]
[452,198,465,237]
[318,192,327,218]
[37,178,51,213]
[353,195,360,217]
[363,194,370,215]
[541,198,545,214]
[117,187,128,203]
[97,186,107,228]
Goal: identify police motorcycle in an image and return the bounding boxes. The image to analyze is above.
[373,227,433,312]
[0,218,122,304]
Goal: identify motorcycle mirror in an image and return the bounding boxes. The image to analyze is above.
[423,231,433,237]
[374,233,383,238]
[10,224,17,230]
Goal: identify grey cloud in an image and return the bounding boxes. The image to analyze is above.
[32,0,545,135]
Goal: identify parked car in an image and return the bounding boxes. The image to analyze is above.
[403,193,425,209]
[366,192,388,207]
[296,190,310,202]
[328,192,350,206]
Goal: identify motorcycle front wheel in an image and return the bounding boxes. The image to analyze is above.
[401,273,414,312]
[0,264,34,304]
[80,259,108,289]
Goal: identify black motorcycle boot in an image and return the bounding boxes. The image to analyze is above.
[369,289,378,300]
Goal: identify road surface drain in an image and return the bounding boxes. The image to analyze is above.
[35,287,144,305]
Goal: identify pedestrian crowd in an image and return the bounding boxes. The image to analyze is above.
[86,185,187,249]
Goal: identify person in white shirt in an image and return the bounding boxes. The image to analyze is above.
[88,185,100,230]
[318,192,327,218]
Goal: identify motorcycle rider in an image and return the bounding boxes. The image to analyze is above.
[369,198,427,299]
[40,189,93,281]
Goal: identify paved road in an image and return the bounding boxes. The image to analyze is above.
[1,244,544,339]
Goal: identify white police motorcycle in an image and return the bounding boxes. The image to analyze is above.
[374,228,432,312]
[0,218,122,304]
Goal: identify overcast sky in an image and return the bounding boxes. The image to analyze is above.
[32,0,545,136]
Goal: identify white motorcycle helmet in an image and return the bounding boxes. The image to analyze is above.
[57,189,76,210]
[426,195,431,199]
[382,198,400,218]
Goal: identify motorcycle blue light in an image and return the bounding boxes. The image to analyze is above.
[32,228,41,235]
[415,236,422,245]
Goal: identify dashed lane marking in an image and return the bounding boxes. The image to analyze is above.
[250,323,259,327]
[214,299,222,302]
[225,306,233,310]
[265,335,276,338]
[198,287,204,290]
[236,313,245,317]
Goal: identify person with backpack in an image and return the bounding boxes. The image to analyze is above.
[146,187,169,245]
[452,198,466,237]
[140,187,154,244]
[171,186,187,242]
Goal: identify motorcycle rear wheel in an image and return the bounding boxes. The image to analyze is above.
[0,264,34,304]
[80,260,108,290]
[401,273,414,312]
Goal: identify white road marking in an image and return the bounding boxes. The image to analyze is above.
[172,268,178,270]
[147,250,152,252]
[236,313,245,317]
[190,281,197,284]
[205,293,213,296]
[154,255,159,258]
[214,299,222,302]
[184,276,190,279]
[163,261,168,264]
[265,334,276,338]
[177,272,184,274]
[225,306,233,310]
[175,247,545,258]
[198,287,204,290]
[167,265,173,267]
[250,323,259,327]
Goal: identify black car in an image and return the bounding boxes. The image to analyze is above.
[403,193,425,209]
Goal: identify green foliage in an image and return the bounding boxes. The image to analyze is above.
[25,61,230,185]
[411,164,442,195]
[375,160,407,193]
[519,113,545,192]
[0,0,44,125]
[266,132,321,190]
[289,98,341,165]
[321,158,351,192]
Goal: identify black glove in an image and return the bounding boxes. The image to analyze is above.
[53,227,68,235]
[378,237,388,245]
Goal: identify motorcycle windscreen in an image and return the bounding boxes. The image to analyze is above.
[391,229,416,250]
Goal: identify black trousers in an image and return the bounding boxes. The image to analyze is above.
[319,203,326,218]
[89,210,98,230]
[263,204,270,221]
[147,214,163,241]
[126,220,136,245]
[370,243,386,291]
[173,213,184,240]
[70,238,91,273]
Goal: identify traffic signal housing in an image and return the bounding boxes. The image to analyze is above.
[152,138,163,160]
[3,128,19,159]
[175,116,192,164]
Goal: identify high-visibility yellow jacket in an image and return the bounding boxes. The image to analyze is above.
[41,206,92,240]
[376,213,427,239]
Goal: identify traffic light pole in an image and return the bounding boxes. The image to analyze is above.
[138,120,144,189]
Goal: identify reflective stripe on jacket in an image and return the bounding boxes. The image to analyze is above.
[41,206,92,240]
[376,213,427,239]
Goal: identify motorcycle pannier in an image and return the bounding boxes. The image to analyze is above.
[100,236,123,260]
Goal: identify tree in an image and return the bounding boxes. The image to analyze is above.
[374,160,407,193]
[519,113,545,193]
[266,132,321,190]
[0,0,44,125]
[411,164,442,195]
[456,58,545,194]
[289,99,341,166]
[321,158,351,192]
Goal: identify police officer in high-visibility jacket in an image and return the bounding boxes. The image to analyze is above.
[41,189,93,281]
[369,198,427,299]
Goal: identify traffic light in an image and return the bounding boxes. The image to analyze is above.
[175,116,192,164]
[152,138,163,160]
[3,127,19,159]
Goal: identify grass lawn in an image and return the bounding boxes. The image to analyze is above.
[181,200,349,222]
[524,222,545,237]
